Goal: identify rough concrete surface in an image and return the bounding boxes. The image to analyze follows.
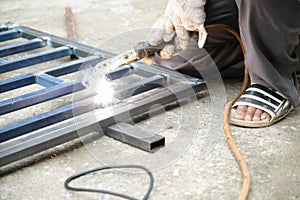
[0,0,299,200]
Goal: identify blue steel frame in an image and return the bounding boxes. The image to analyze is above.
[0,22,205,167]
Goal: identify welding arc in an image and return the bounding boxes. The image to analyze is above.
[205,24,250,200]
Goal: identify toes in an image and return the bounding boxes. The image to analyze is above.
[233,105,271,122]
[253,109,263,121]
[253,109,271,121]
[234,105,248,120]
[261,112,271,120]
[244,106,256,121]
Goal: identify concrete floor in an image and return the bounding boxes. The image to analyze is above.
[0,0,299,199]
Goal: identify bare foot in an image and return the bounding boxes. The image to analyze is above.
[233,105,271,121]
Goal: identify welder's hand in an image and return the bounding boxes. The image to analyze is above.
[145,0,207,63]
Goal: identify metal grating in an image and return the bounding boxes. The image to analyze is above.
[0,22,206,167]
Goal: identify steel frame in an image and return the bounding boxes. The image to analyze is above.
[0,22,206,167]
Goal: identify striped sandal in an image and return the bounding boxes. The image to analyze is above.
[230,84,294,128]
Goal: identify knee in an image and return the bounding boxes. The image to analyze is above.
[205,0,239,30]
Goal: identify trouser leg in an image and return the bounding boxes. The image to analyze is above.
[155,0,244,78]
[235,0,300,106]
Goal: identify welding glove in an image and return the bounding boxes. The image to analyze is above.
[144,0,207,63]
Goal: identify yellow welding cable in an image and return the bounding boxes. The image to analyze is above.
[205,24,250,200]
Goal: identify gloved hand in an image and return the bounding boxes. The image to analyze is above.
[145,0,207,63]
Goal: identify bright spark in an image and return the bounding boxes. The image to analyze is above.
[94,76,114,107]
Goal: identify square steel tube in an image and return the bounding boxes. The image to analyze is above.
[0,46,73,74]
[0,57,96,93]
[0,73,35,93]
[0,38,46,57]
[105,65,134,81]
[0,81,84,115]
[44,56,100,77]
[0,30,21,42]
[106,122,165,152]
[36,74,64,88]
[18,25,114,58]
[114,74,167,99]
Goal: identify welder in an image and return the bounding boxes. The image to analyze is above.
[145,0,300,128]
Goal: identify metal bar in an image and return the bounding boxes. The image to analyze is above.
[0,81,84,115]
[134,62,194,83]
[17,25,114,58]
[106,122,165,152]
[0,81,205,166]
[0,116,97,168]
[0,73,35,93]
[0,95,96,143]
[114,75,167,99]
[0,46,73,74]
[45,56,100,77]
[0,104,73,142]
[106,65,134,81]
[36,74,64,87]
[0,22,18,32]
[0,38,46,57]
[0,30,21,42]
[65,7,77,41]
[0,56,97,93]
[0,23,9,32]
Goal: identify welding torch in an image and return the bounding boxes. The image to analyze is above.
[94,42,164,76]
[82,41,166,89]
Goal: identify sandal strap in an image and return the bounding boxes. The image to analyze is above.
[233,84,288,117]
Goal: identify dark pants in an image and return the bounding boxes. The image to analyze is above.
[235,0,300,106]
[155,0,300,106]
